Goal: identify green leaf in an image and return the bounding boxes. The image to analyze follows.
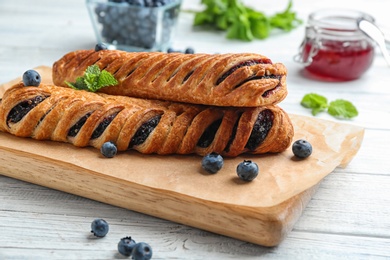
[300,93,359,120]
[270,0,302,31]
[194,12,213,25]
[192,0,301,41]
[328,99,358,119]
[300,93,328,115]
[65,65,118,92]
[98,70,118,89]
[250,17,270,39]
[85,64,101,75]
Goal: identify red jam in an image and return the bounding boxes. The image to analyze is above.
[302,40,375,81]
[295,9,376,81]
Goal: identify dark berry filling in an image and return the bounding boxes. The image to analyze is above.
[245,109,274,151]
[68,112,92,137]
[91,112,119,139]
[197,118,222,148]
[182,70,194,83]
[129,114,161,147]
[37,106,55,126]
[216,59,272,85]
[233,74,281,90]
[126,68,136,78]
[223,113,242,152]
[7,96,46,126]
[262,79,281,97]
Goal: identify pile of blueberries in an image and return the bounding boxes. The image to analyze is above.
[91,218,153,259]
[92,0,181,50]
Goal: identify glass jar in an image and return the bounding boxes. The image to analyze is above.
[86,0,182,52]
[294,9,376,81]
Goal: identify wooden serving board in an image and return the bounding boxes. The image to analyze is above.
[0,67,365,246]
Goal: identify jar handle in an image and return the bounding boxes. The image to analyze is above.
[294,35,320,66]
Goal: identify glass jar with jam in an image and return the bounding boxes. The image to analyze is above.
[294,9,376,81]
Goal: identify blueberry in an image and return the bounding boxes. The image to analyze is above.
[101,141,117,158]
[292,139,312,158]
[132,242,153,260]
[184,47,195,54]
[127,0,145,6]
[91,218,109,237]
[118,236,137,257]
[22,70,41,87]
[201,152,224,174]
[95,43,108,51]
[236,160,259,181]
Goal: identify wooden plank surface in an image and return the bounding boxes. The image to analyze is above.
[0,76,364,246]
[1,0,390,259]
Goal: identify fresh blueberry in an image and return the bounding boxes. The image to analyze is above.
[95,43,108,51]
[22,70,41,87]
[91,218,109,237]
[101,141,117,158]
[201,152,224,174]
[132,242,153,260]
[292,139,312,158]
[127,0,145,6]
[236,160,259,181]
[184,47,195,54]
[118,236,137,257]
[167,47,176,53]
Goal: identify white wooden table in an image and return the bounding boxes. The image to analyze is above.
[1,0,389,259]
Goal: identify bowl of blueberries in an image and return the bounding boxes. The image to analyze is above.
[86,0,182,52]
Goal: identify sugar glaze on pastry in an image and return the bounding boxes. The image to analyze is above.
[52,50,288,107]
[0,83,293,156]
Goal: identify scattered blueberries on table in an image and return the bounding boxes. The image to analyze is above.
[184,47,195,54]
[90,218,109,237]
[292,139,313,159]
[167,47,195,54]
[117,236,137,257]
[95,43,108,51]
[131,242,153,260]
[236,160,259,182]
[22,70,41,87]
[100,141,118,158]
[201,152,224,174]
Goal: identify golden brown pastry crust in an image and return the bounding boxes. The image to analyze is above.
[52,50,288,107]
[0,83,293,156]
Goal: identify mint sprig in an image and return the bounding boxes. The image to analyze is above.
[66,65,118,92]
[193,0,301,41]
[301,93,358,119]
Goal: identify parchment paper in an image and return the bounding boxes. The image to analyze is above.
[0,66,365,208]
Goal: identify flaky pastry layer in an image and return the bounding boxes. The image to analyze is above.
[0,83,293,156]
[52,49,288,107]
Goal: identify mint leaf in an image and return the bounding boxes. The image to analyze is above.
[300,94,358,119]
[300,93,328,115]
[246,8,270,39]
[192,0,301,41]
[270,0,302,32]
[66,77,89,90]
[66,65,118,92]
[98,70,119,89]
[86,64,101,75]
[328,99,358,119]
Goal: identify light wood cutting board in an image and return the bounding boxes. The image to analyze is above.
[0,67,365,246]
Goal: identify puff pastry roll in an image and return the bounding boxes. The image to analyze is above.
[52,49,288,107]
[0,83,293,156]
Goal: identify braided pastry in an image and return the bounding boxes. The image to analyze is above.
[0,83,293,156]
[52,49,288,107]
